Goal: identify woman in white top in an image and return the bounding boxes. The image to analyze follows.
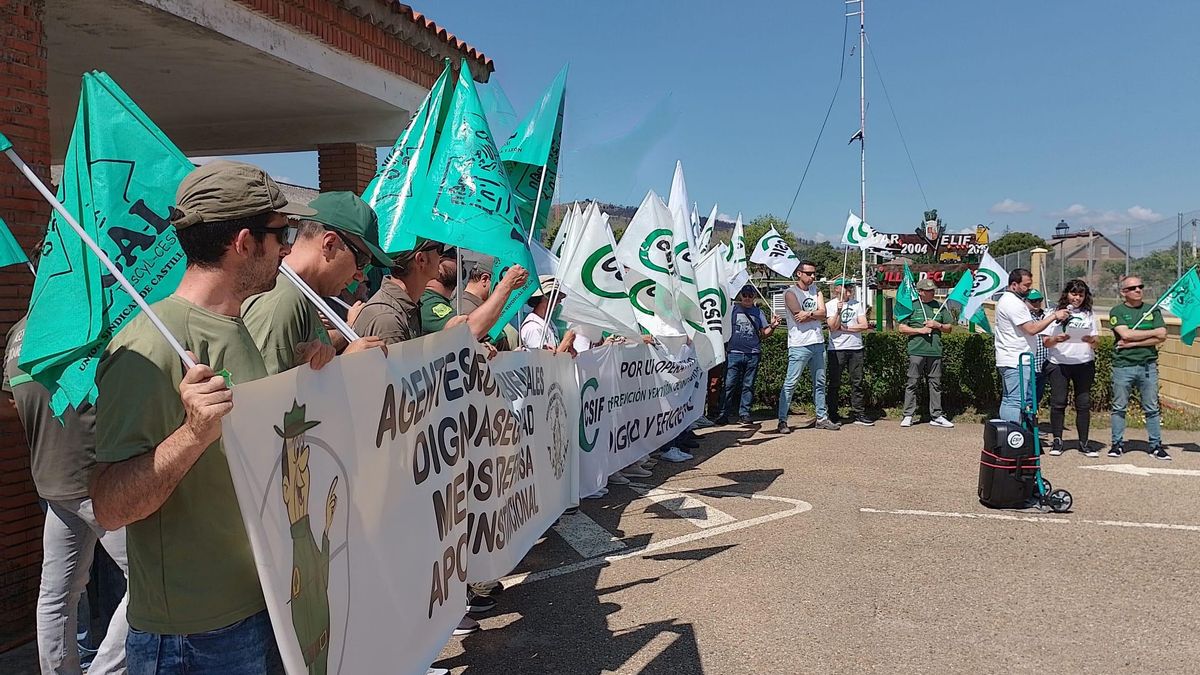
[1041,280,1099,457]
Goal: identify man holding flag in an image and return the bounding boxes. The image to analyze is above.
[91,161,326,672]
[1107,274,1169,459]
[897,278,955,428]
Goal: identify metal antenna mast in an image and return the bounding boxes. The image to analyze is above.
[846,0,868,306]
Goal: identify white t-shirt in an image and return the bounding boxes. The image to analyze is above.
[1047,309,1098,365]
[520,312,558,350]
[825,298,865,351]
[783,285,824,348]
[993,291,1037,368]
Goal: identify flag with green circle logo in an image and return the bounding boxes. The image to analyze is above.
[749,226,799,278]
[695,247,731,368]
[557,202,640,339]
[613,191,685,337]
[1156,266,1199,346]
[960,251,1008,324]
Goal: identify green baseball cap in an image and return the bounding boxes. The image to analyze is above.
[306,192,392,267]
[1027,289,1044,301]
[171,160,315,229]
[915,278,937,291]
[833,278,856,286]
[391,237,444,269]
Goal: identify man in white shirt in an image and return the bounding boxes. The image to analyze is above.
[825,279,872,425]
[520,275,576,354]
[776,261,840,433]
[993,269,1068,422]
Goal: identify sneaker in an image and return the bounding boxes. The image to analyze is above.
[453,615,480,636]
[659,447,693,463]
[900,416,913,428]
[1048,438,1064,456]
[1080,442,1099,459]
[930,416,954,428]
[738,416,753,425]
[467,591,497,613]
[1149,444,1172,461]
[1107,442,1124,458]
[693,416,715,428]
[776,421,792,434]
[607,472,631,485]
[621,466,652,478]
[815,417,841,431]
[428,669,450,675]
[853,416,875,426]
[713,416,731,426]
[639,459,658,469]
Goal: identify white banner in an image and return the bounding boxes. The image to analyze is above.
[575,343,704,496]
[221,327,575,675]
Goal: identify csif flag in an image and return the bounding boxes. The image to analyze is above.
[20,71,189,414]
[613,191,686,337]
[944,266,992,331]
[960,251,1008,324]
[893,263,920,322]
[749,226,799,278]
[0,216,29,269]
[724,213,749,293]
[500,64,567,242]
[1155,266,1200,346]
[558,203,640,339]
[842,211,890,249]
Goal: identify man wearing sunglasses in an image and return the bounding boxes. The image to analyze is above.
[777,261,840,433]
[1108,275,1169,460]
[419,248,529,342]
[243,191,392,375]
[91,160,335,673]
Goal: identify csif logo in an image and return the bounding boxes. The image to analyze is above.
[698,288,725,332]
[578,378,602,453]
[971,269,1001,297]
[673,241,695,284]
[638,228,675,276]
[581,244,625,299]
[629,278,657,315]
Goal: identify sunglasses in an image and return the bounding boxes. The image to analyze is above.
[250,223,298,246]
[1122,284,1144,291]
[798,269,817,276]
[336,232,371,270]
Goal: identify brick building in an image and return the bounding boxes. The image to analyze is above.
[0,0,491,650]
[1048,220,1127,286]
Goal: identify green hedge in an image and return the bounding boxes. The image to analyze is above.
[750,331,1118,416]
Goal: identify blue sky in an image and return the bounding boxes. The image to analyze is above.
[241,1,1200,248]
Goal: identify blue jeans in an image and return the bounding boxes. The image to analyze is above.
[721,351,760,419]
[127,609,283,675]
[1111,362,1162,446]
[777,343,827,422]
[997,366,1023,422]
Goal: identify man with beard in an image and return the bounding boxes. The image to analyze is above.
[351,238,443,345]
[243,191,391,375]
[993,268,1069,422]
[419,248,529,341]
[91,161,334,673]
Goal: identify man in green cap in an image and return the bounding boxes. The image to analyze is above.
[897,277,955,428]
[275,401,336,675]
[91,160,333,673]
[1024,288,1052,406]
[243,191,391,375]
[351,237,445,345]
[420,248,529,341]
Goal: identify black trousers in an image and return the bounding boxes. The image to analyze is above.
[827,348,865,418]
[1046,361,1095,444]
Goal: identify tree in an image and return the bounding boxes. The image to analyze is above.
[988,231,1047,257]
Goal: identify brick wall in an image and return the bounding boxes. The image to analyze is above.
[0,0,50,653]
[317,143,377,194]
[1157,322,1199,412]
[232,0,455,89]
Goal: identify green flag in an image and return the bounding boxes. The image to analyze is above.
[1156,266,1200,346]
[500,64,567,241]
[364,60,455,254]
[20,71,190,414]
[893,263,919,321]
[418,60,538,339]
[0,216,28,268]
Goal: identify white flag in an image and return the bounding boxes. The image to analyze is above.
[750,226,800,278]
[962,251,1009,321]
[558,203,641,339]
[696,203,719,253]
[842,211,891,249]
[529,239,559,278]
[724,213,749,293]
[614,191,686,336]
[696,247,732,344]
[550,202,582,257]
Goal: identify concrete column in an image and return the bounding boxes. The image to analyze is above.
[1030,247,1048,294]
[317,143,377,195]
[0,0,50,651]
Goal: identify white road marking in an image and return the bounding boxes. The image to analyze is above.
[860,507,1200,533]
[629,486,737,529]
[552,511,626,558]
[1081,463,1200,478]
[502,487,812,588]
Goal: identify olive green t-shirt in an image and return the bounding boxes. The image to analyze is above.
[420,288,457,334]
[242,273,331,376]
[96,295,269,634]
[1109,302,1164,367]
[902,301,950,357]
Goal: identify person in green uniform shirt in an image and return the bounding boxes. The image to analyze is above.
[897,278,955,428]
[1108,275,1169,459]
[420,247,529,341]
[242,191,391,375]
[90,160,334,674]
[275,402,336,675]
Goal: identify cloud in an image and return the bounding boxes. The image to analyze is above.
[1050,203,1165,227]
[989,198,1031,214]
[956,226,976,234]
[717,212,736,223]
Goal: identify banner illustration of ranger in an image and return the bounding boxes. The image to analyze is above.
[222,328,579,675]
[501,64,567,243]
[364,60,454,254]
[841,211,890,250]
[557,202,641,340]
[0,216,32,272]
[14,71,190,414]
[749,226,799,278]
[416,59,538,340]
[575,342,704,497]
[1142,265,1200,346]
[614,190,686,337]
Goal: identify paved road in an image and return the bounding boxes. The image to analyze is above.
[435,417,1200,674]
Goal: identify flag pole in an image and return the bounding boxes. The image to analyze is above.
[25,260,35,275]
[279,261,359,342]
[1,141,196,369]
[329,295,353,312]
[524,167,549,246]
